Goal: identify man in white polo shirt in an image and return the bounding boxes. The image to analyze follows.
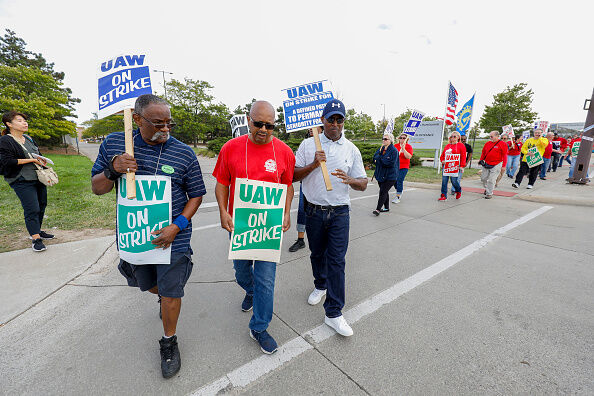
[293,99,368,336]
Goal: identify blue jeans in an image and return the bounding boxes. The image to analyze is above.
[441,175,461,197]
[506,155,520,177]
[233,259,277,332]
[296,185,306,233]
[539,158,551,178]
[305,203,350,318]
[451,169,464,193]
[394,168,408,195]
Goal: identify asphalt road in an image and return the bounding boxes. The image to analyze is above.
[1,170,593,395]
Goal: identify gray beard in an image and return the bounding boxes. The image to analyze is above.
[150,131,169,142]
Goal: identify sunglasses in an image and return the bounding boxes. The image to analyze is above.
[398,136,407,139]
[326,116,345,124]
[252,120,275,130]
[382,138,390,141]
[136,113,177,130]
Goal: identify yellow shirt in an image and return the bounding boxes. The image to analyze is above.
[521,137,549,162]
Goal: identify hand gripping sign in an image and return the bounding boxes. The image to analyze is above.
[282,80,334,191]
[229,179,287,263]
[98,54,153,199]
[117,175,172,264]
[443,152,461,176]
[525,147,544,168]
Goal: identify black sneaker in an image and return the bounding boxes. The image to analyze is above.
[158,295,162,320]
[32,238,46,252]
[39,231,55,240]
[250,329,278,354]
[159,336,181,378]
[288,239,305,252]
[241,294,253,312]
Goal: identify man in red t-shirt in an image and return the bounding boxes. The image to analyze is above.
[392,133,413,203]
[539,132,559,180]
[479,131,508,199]
[213,100,295,355]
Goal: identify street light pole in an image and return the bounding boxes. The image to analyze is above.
[153,69,173,99]
[381,104,386,121]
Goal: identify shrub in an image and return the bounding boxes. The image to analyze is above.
[206,136,231,154]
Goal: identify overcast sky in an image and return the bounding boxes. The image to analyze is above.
[1,0,592,127]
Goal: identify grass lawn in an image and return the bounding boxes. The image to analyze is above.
[366,166,479,184]
[192,147,216,158]
[0,154,116,252]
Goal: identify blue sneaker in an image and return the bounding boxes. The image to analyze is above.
[241,294,253,312]
[250,329,278,354]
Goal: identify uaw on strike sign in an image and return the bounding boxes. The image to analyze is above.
[229,179,287,263]
[117,176,172,264]
[98,54,152,118]
[443,153,460,176]
[282,80,333,132]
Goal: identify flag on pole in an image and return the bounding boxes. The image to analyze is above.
[445,82,458,126]
[455,94,475,134]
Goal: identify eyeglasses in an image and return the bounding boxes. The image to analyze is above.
[398,136,407,139]
[326,116,345,125]
[382,138,390,141]
[251,120,275,130]
[136,113,176,130]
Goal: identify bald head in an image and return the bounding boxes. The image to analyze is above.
[249,101,275,119]
[546,132,554,140]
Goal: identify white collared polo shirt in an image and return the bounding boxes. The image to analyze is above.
[295,133,366,206]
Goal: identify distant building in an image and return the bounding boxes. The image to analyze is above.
[550,122,585,136]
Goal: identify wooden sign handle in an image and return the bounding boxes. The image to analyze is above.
[312,126,333,191]
[123,108,136,199]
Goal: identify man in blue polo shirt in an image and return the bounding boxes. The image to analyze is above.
[91,94,206,379]
[294,99,368,337]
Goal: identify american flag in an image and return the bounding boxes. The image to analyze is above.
[445,82,458,126]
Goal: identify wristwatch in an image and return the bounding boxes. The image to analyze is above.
[104,154,123,181]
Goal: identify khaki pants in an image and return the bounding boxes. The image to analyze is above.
[481,163,502,196]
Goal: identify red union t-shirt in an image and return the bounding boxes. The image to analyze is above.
[213,134,296,214]
[394,143,414,169]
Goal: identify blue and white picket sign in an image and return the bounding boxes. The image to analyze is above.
[403,109,425,136]
[97,54,152,119]
[384,119,394,135]
[281,80,333,132]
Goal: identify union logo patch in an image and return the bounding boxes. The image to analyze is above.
[264,159,277,173]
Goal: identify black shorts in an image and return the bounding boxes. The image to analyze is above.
[118,249,193,298]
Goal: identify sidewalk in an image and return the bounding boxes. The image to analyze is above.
[408,157,594,207]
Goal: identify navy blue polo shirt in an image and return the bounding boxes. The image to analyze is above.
[91,130,206,252]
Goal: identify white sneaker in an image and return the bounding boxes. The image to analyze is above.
[307,288,326,305]
[391,196,400,204]
[324,315,353,337]
[527,185,533,189]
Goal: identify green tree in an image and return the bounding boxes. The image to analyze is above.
[0,65,76,140]
[343,109,375,141]
[166,78,231,146]
[0,29,79,121]
[479,83,538,134]
[82,113,124,140]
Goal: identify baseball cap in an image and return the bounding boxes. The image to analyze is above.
[322,99,346,120]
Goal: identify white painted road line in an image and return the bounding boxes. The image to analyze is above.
[190,205,553,395]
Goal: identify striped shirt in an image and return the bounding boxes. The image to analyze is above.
[91,130,206,252]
